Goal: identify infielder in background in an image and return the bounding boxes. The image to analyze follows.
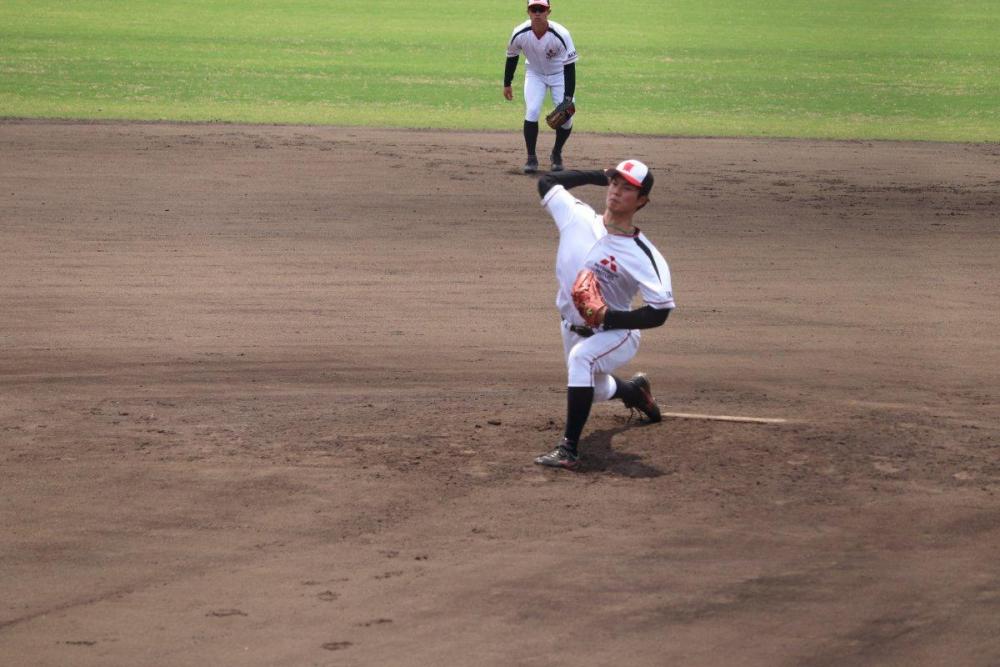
[504,0,578,174]
[534,159,675,470]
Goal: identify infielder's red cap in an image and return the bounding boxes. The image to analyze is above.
[606,159,654,196]
[528,0,550,7]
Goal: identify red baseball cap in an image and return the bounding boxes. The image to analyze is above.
[528,0,550,7]
[606,159,654,196]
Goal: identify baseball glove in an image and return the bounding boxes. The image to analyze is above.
[572,269,606,327]
[545,98,576,129]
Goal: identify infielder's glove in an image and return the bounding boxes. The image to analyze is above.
[572,269,606,327]
[545,98,576,130]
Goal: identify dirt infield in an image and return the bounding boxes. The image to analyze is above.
[1,120,998,666]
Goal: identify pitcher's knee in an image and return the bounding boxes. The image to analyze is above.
[593,374,616,402]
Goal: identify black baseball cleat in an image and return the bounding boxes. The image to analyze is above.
[534,440,579,470]
[523,155,539,174]
[550,151,564,172]
[625,373,662,423]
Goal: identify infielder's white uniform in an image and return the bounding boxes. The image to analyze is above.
[542,184,675,400]
[507,20,578,126]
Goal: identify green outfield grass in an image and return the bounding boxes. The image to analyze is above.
[1,0,997,141]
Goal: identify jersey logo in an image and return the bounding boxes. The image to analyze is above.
[599,256,618,272]
[545,47,558,59]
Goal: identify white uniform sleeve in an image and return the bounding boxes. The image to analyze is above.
[634,240,675,310]
[541,185,582,232]
[561,29,578,65]
[506,25,526,57]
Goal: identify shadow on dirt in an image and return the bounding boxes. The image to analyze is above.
[578,425,664,478]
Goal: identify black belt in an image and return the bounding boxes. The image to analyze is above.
[566,321,595,337]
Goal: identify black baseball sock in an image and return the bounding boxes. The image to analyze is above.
[563,386,594,453]
[553,126,572,155]
[611,375,640,405]
[523,120,539,156]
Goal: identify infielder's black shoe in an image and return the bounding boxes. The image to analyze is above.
[523,155,539,174]
[550,151,564,172]
[625,373,662,423]
[534,441,579,470]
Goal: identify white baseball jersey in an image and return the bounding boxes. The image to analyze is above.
[507,20,578,77]
[542,185,675,327]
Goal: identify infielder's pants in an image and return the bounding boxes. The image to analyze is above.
[561,322,640,401]
[524,71,574,129]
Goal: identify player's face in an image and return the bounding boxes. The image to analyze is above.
[528,5,550,25]
[606,174,647,215]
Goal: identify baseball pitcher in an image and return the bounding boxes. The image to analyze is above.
[534,160,675,470]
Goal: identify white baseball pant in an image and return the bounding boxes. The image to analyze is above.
[524,70,574,129]
[561,322,640,400]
